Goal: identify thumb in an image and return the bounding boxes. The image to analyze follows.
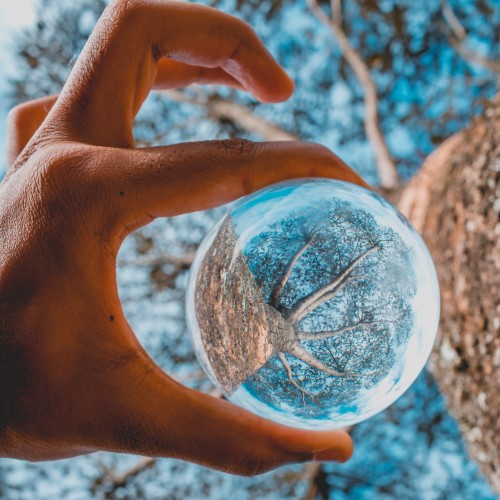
[97,356,353,475]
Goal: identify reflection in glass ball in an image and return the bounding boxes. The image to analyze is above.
[186,179,440,429]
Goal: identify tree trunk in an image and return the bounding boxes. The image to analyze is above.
[194,215,277,394]
[399,95,500,493]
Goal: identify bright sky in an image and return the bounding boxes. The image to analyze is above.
[0,0,38,175]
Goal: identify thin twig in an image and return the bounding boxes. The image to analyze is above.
[269,238,314,308]
[440,0,500,74]
[278,352,313,404]
[166,89,298,141]
[440,0,467,40]
[298,320,379,341]
[307,0,400,190]
[106,457,156,490]
[207,95,298,141]
[287,342,352,377]
[301,463,323,500]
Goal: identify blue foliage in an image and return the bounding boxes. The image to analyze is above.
[324,370,497,499]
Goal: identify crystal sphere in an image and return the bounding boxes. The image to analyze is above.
[186,179,440,429]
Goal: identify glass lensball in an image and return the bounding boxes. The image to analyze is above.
[186,179,440,429]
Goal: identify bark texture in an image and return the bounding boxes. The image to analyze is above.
[194,215,276,394]
[400,95,500,492]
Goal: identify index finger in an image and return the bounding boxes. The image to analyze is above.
[47,0,294,148]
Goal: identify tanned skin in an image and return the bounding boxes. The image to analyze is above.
[0,0,367,475]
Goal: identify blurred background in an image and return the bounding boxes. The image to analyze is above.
[0,0,498,498]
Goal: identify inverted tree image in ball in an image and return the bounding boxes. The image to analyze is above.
[186,179,440,429]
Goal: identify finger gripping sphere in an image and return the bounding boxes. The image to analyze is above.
[187,179,440,429]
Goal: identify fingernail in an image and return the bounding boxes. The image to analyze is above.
[312,449,345,463]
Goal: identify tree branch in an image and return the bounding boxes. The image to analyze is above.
[104,457,156,490]
[166,89,298,141]
[440,0,500,74]
[278,352,313,404]
[298,320,379,340]
[269,237,314,308]
[287,246,378,323]
[307,0,399,190]
[206,95,298,141]
[440,0,466,40]
[301,463,325,500]
[302,275,368,321]
[117,252,195,267]
[287,342,354,377]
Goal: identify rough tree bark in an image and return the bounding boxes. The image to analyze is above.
[194,216,275,393]
[399,94,500,493]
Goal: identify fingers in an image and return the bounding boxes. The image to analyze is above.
[154,59,244,91]
[47,0,294,148]
[98,356,353,475]
[6,95,58,169]
[98,140,369,239]
[6,60,241,171]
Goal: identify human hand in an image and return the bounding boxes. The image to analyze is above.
[0,0,365,474]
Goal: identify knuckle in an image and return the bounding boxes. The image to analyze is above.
[214,138,259,159]
[210,139,261,195]
[236,454,273,476]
